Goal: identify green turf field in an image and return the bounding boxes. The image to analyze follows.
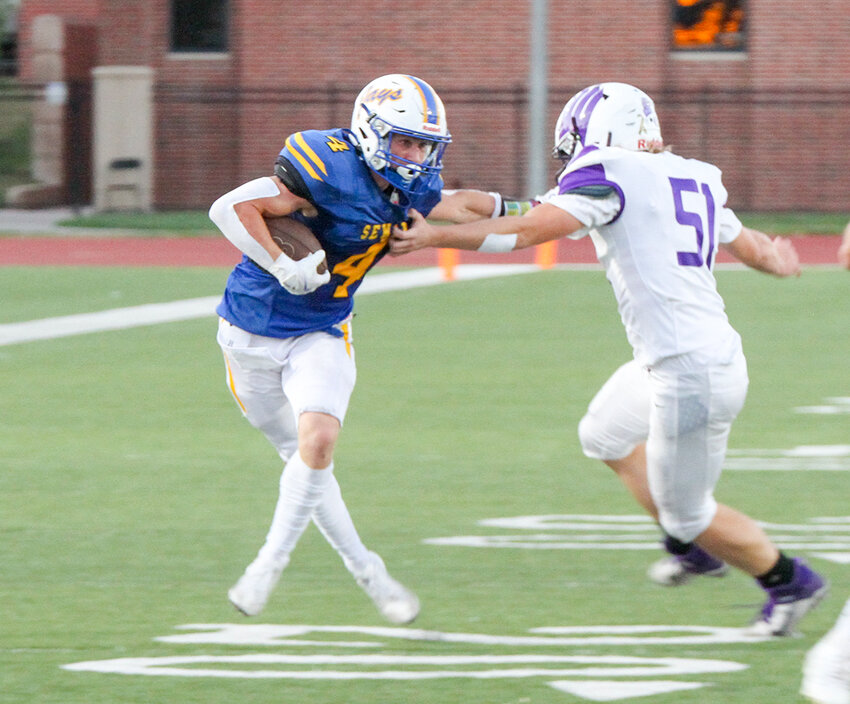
[45,209,850,235]
[1,265,848,704]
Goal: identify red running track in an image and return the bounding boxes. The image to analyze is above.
[0,234,841,267]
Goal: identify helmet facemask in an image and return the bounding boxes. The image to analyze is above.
[363,111,449,190]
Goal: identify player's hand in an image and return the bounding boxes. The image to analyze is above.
[390,209,433,256]
[772,236,801,277]
[269,250,331,294]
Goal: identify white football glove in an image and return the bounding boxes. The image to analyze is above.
[268,250,330,295]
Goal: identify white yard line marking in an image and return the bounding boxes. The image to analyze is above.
[0,265,539,347]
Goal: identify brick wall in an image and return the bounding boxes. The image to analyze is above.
[17,0,100,82]
[16,0,850,211]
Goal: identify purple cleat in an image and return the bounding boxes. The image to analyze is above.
[747,558,829,637]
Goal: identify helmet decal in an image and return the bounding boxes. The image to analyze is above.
[363,87,403,105]
[561,84,605,143]
[401,74,442,129]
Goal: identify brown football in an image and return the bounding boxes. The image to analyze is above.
[265,216,327,274]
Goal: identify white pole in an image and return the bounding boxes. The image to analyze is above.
[527,0,548,199]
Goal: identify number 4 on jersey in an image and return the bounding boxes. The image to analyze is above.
[332,241,386,298]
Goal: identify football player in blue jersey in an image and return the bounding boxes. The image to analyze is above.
[208,74,532,623]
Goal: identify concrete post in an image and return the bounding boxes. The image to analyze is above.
[92,65,154,211]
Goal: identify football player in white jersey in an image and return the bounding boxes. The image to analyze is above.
[392,81,828,636]
[800,233,850,702]
[208,74,532,624]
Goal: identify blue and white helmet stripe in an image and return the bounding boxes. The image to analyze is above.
[401,74,442,129]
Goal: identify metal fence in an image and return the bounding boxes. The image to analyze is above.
[0,80,36,205]
[4,81,850,211]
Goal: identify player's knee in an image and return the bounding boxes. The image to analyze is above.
[578,412,633,461]
[297,413,340,468]
[657,502,715,544]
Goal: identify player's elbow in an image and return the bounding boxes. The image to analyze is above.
[208,194,230,228]
[513,203,580,249]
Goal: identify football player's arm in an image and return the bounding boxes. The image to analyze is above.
[209,175,329,293]
[429,189,539,223]
[209,175,310,266]
[721,225,801,278]
[391,202,582,254]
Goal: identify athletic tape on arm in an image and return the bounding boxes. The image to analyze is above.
[478,233,518,253]
[208,177,281,269]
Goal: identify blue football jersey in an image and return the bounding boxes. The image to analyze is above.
[217,128,442,338]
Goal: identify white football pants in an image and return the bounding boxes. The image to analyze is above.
[217,317,371,574]
[217,317,356,459]
[578,349,748,543]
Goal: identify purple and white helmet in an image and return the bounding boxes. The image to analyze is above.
[552,82,663,164]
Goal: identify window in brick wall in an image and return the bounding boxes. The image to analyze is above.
[171,0,229,53]
[671,0,746,51]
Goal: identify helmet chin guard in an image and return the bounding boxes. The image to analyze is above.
[351,74,451,196]
[553,82,663,165]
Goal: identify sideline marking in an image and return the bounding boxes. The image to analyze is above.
[549,679,705,701]
[62,623,750,700]
[155,623,768,647]
[424,513,850,557]
[795,397,850,415]
[0,265,537,347]
[725,445,850,471]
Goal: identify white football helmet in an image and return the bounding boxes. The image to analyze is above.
[351,74,451,196]
[553,82,663,164]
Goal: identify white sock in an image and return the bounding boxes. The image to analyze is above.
[312,473,371,576]
[256,451,333,565]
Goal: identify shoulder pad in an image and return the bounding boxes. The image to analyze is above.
[279,129,358,198]
[565,184,617,198]
[274,156,311,200]
[558,146,626,197]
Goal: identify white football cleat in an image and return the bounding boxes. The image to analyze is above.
[801,627,850,704]
[228,556,288,616]
[356,551,420,625]
[647,554,730,587]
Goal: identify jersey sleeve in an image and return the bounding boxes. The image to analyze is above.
[718,206,744,243]
[277,129,356,203]
[274,155,312,201]
[544,147,624,233]
[545,190,622,238]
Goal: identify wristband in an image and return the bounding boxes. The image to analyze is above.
[487,192,503,219]
[503,199,539,217]
[488,192,539,218]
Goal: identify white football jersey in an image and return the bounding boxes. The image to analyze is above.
[545,146,744,366]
